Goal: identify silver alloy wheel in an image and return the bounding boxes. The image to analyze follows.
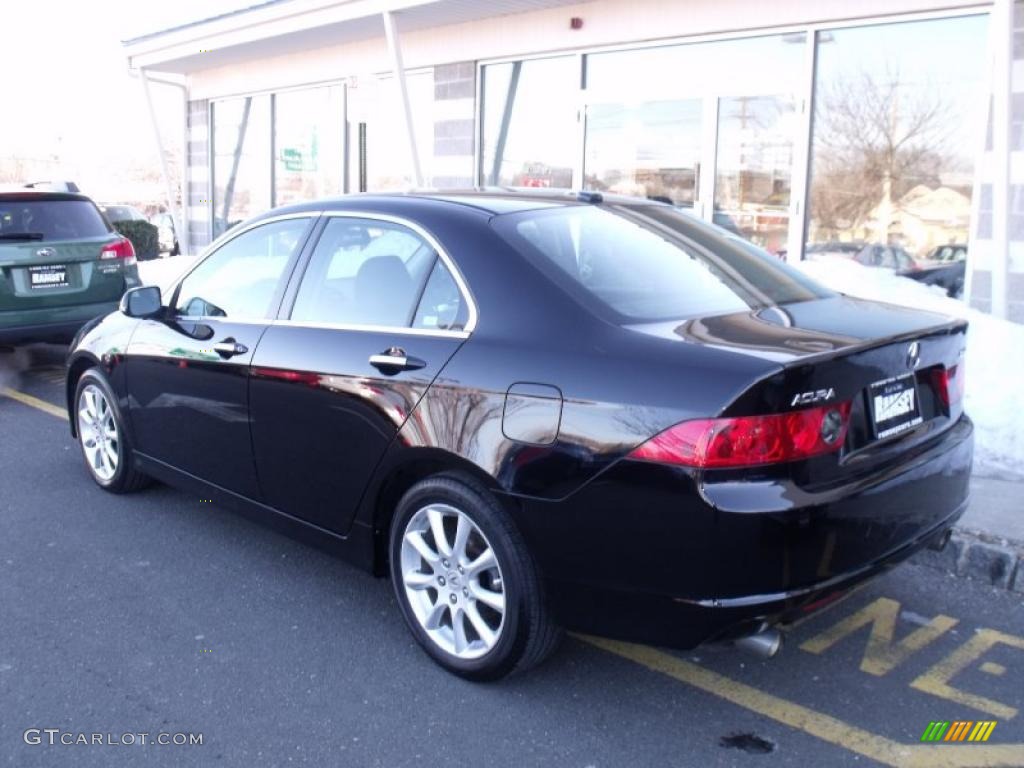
[400,503,506,660]
[77,384,119,482]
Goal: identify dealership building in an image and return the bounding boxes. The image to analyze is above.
[124,0,1022,321]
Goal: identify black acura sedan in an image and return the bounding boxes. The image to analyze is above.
[65,191,972,680]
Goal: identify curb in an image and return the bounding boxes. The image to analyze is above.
[913,529,1024,593]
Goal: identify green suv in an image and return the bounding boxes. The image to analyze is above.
[0,191,141,344]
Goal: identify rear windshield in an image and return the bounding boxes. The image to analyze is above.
[491,204,833,323]
[0,199,111,242]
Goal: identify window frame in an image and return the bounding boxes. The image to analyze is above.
[167,212,318,324]
[276,210,478,338]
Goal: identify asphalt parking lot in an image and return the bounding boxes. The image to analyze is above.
[2,345,1023,768]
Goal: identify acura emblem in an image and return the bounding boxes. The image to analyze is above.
[35,247,56,259]
[906,341,921,369]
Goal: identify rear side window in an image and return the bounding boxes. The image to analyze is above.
[413,259,469,331]
[0,199,111,241]
[291,217,464,330]
[491,205,832,323]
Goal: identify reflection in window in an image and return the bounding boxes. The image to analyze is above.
[274,86,345,205]
[807,16,988,260]
[584,33,804,253]
[290,218,436,327]
[585,100,702,204]
[212,96,271,237]
[481,57,577,187]
[715,95,797,256]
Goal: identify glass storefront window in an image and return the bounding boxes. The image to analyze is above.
[584,34,804,254]
[586,34,805,102]
[585,99,702,204]
[481,56,577,187]
[715,95,797,256]
[274,86,345,206]
[367,71,434,191]
[212,95,271,237]
[807,15,988,261]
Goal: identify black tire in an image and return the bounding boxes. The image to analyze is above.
[389,472,561,680]
[74,368,150,493]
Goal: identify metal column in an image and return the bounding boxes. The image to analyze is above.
[990,0,1013,319]
[382,10,424,188]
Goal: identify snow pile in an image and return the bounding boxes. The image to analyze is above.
[137,255,197,293]
[796,257,1024,478]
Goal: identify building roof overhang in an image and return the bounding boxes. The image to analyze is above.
[123,0,583,74]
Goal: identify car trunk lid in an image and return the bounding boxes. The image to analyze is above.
[627,294,968,478]
[0,236,131,311]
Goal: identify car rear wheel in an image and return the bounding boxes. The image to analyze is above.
[389,474,560,680]
[75,369,149,493]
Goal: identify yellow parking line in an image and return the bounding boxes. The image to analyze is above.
[0,387,67,421]
[579,635,1024,768]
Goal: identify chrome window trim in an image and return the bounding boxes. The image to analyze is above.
[167,211,321,323]
[272,319,469,340]
[310,210,479,334]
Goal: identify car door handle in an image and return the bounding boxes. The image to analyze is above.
[213,339,248,358]
[369,348,426,374]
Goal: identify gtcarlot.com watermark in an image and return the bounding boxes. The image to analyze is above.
[23,728,203,747]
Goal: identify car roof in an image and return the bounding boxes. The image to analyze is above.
[267,188,669,218]
[0,190,94,203]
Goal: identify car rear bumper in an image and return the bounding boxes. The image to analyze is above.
[0,302,118,344]
[514,415,973,649]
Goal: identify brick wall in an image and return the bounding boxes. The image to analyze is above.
[186,99,212,253]
[969,0,1024,324]
[431,62,476,188]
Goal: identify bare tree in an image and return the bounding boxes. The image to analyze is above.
[0,156,30,183]
[810,64,952,241]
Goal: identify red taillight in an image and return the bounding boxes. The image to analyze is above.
[931,363,965,407]
[100,237,136,264]
[628,401,852,469]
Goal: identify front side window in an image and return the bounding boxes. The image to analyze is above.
[492,204,831,323]
[175,218,310,320]
[291,217,467,330]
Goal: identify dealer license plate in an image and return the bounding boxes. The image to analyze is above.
[29,264,69,289]
[870,373,922,439]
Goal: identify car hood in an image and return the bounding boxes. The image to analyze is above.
[624,294,962,364]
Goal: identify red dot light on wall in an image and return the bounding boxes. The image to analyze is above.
[570,17,583,30]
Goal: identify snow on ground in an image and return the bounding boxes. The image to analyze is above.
[796,257,1024,479]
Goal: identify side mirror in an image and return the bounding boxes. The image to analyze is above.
[120,285,163,318]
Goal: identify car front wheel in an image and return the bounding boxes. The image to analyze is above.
[75,369,150,493]
[389,473,560,680]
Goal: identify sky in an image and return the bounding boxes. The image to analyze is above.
[0,0,251,199]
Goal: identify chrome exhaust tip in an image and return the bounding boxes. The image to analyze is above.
[734,629,783,659]
[928,529,953,552]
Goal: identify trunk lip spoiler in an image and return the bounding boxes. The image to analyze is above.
[715,315,968,420]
